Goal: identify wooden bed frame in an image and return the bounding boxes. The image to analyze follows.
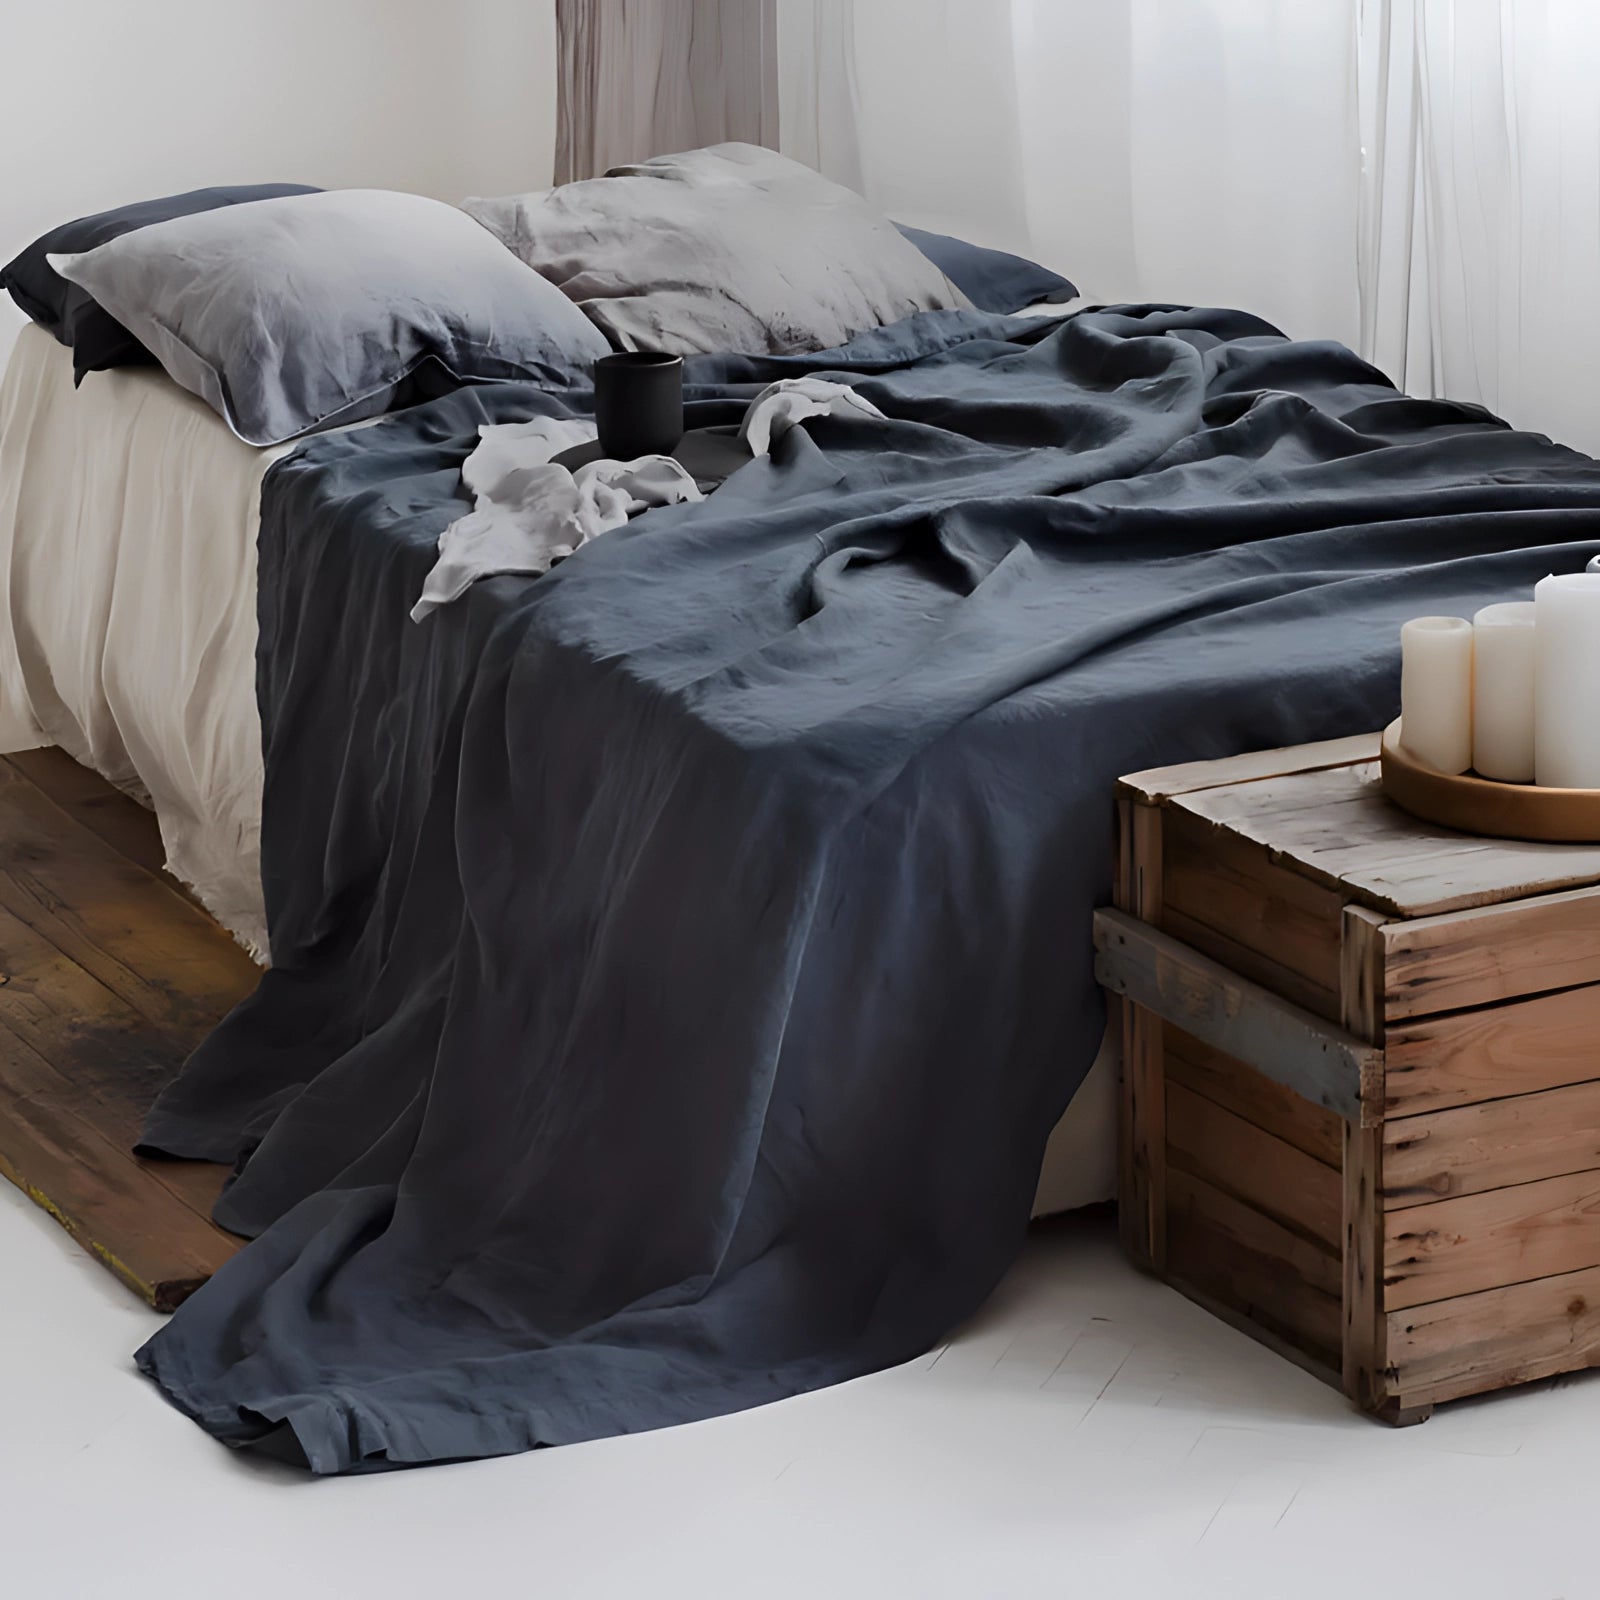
[0,747,255,1308]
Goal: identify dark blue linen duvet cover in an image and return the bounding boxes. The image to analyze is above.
[137,304,1600,1472]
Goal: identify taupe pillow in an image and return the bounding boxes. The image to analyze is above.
[48,189,612,447]
[463,143,969,357]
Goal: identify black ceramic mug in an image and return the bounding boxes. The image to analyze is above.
[594,351,685,460]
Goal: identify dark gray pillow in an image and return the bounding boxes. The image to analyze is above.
[464,144,968,356]
[0,184,320,382]
[47,188,611,446]
[894,225,1077,314]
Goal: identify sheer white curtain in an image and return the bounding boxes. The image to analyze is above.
[1361,0,1600,453]
[777,0,1363,345]
[777,0,1600,451]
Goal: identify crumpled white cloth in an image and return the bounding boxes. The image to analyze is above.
[739,377,885,456]
[412,377,885,620]
[410,420,702,621]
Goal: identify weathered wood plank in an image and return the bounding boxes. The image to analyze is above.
[1384,983,1600,1117]
[1179,763,1382,827]
[1162,1276,1343,1393]
[1341,906,1389,1411]
[1343,1125,1386,1409]
[1166,1170,1342,1369]
[1160,905,1338,1022]
[1166,1080,1342,1249]
[0,986,234,1243]
[1178,763,1600,920]
[1387,1264,1600,1403]
[1384,1077,1600,1207]
[134,1151,233,1231]
[0,1067,239,1311]
[1164,806,1347,958]
[1165,1025,1342,1169]
[1384,1167,1600,1311]
[1116,798,1166,1271]
[1381,885,1600,1020]
[1094,907,1378,1124]
[1117,733,1381,805]
[1162,807,1343,1016]
[1168,1165,1340,1299]
[2,748,169,882]
[0,899,195,1145]
[0,751,250,1308]
[0,758,260,1037]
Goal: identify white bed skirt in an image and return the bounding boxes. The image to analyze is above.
[0,323,1116,1214]
[0,322,278,954]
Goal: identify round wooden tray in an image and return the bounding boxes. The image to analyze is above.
[1380,719,1600,842]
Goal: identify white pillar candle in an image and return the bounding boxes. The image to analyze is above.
[1535,574,1600,788]
[1471,602,1537,783]
[1400,616,1474,775]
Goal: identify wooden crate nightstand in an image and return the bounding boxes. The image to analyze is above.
[1095,732,1600,1425]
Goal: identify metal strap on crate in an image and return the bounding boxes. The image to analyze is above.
[1093,908,1381,1125]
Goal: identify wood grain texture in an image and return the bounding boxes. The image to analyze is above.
[1177,763,1600,920]
[1384,1167,1600,1311]
[1094,908,1377,1124]
[1384,1077,1600,1207]
[3,745,171,882]
[0,758,259,1035]
[1380,885,1600,1020]
[0,1031,234,1312]
[1168,1166,1340,1299]
[1166,1169,1342,1369]
[0,753,252,1309]
[1387,1263,1600,1404]
[1161,1276,1342,1392]
[1384,983,1600,1117]
[1164,1026,1342,1169]
[1116,797,1166,1271]
[1166,1080,1342,1249]
[1161,808,1342,1019]
[1160,905,1338,1023]
[1341,906,1389,1411]
[0,897,192,1144]
[1117,733,1382,804]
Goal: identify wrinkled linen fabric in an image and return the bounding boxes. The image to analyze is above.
[463,142,968,356]
[415,379,884,618]
[137,304,1600,1473]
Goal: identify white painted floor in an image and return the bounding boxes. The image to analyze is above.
[2,1178,1588,1600]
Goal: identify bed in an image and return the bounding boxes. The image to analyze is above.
[8,160,1600,1475]
[0,319,1117,1208]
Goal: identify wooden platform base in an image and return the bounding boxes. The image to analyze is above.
[0,748,259,1309]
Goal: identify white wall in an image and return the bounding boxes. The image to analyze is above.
[0,0,558,367]
[778,0,1361,349]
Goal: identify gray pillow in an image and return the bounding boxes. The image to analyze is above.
[463,143,969,357]
[47,188,611,447]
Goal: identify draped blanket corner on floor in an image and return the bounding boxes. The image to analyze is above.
[135,305,1600,1472]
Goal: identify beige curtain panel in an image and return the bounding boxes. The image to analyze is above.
[555,0,779,183]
